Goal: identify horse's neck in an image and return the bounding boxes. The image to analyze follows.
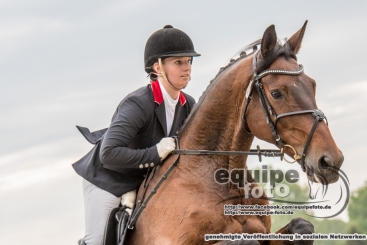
[180,59,254,169]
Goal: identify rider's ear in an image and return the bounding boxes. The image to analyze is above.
[286,20,308,54]
[261,24,277,58]
[153,62,161,74]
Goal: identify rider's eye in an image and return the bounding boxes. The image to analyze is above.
[271,90,283,99]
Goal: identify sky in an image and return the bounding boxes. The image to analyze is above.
[1,1,367,244]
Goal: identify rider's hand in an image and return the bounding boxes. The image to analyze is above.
[156,137,175,162]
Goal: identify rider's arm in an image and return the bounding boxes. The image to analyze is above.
[99,93,161,169]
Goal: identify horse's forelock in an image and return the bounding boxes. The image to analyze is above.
[255,42,296,74]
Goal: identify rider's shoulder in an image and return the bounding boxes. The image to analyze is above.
[128,84,153,100]
[116,84,155,110]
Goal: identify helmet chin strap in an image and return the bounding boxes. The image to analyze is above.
[158,58,185,91]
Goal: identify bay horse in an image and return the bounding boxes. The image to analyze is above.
[126,21,344,244]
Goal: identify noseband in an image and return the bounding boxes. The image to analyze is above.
[242,51,328,172]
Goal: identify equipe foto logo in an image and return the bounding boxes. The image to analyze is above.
[214,165,350,218]
[215,166,298,198]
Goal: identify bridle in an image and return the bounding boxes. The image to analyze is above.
[242,50,328,172]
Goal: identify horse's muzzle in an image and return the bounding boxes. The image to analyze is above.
[316,150,344,184]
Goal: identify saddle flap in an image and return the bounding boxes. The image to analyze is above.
[102,207,119,245]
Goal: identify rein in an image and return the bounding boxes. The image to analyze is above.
[128,142,284,229]
[128,139,182,229]
[172,146,283,162]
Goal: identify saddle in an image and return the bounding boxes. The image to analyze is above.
[102,205,131,245]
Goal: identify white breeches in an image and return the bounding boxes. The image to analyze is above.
[82,179,136,245]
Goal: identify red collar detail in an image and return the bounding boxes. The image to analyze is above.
[178,90,187,106]
[151,80,163,104]
[151,80,186,106]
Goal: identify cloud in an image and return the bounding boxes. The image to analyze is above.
[0,18,71,56]
[0,137,87,244]
[0,137,89,192]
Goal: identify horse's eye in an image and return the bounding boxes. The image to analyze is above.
[271,90,282,99]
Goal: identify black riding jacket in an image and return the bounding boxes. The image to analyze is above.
[72,81,195,196]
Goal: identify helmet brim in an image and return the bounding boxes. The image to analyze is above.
[159,52,201,58]
[145,52,201,73]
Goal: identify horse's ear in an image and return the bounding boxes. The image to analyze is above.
[287,20,308,54]
[261,25,277,58]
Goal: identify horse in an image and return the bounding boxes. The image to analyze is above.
[125,21,344,245]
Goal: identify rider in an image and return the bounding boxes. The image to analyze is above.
[72,25,200,245]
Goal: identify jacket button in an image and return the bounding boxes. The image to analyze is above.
[150,162,155,167]
[145,163,149,168]
[139,164,143,169]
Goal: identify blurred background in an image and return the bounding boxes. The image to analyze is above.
[1,1,366,244]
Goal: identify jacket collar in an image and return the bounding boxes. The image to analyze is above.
[151,80,189,136]
[151,80,186,106]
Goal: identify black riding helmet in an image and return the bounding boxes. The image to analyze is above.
[144,25,201,75]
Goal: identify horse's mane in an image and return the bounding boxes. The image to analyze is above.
[178,38,296,136]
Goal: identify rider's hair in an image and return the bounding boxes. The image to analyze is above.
[148,58,166,81]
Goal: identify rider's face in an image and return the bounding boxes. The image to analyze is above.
[155,56,192,91]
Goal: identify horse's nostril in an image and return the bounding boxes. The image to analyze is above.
[319,156,331,169]
[317,155,341,184]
